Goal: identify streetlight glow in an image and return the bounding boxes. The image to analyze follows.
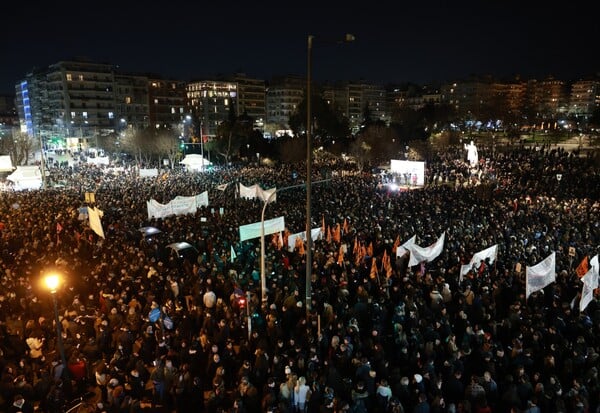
[44,273,60,293]
[43,271,70,392]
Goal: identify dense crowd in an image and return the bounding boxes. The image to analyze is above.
[0,143,598,413]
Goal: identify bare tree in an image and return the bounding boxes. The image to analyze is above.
[153,130,181,168]
[349,137,371,171]
[0,129,38,166]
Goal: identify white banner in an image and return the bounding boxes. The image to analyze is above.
[171,196,198,216]
[258,186,277,202]
[460,244,498,281]
[147,199,173,219]
[239,183,259,199]
[239,216,285,242]
[239,183,277,202]
[139,168,159,177]
[196,192,209,207]
[146,191,209,219]
[526,252,556,298]
[287,227,322,252]
[407,233,445,266]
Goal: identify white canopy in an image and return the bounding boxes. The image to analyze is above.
[180,154,212,171]
[6,166,43,190]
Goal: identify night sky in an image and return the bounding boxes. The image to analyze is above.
[2,1,599,94]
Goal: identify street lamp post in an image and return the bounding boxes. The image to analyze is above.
[261,180,331,306]
[306,35,314,317]
[44,274,69,384]
[38,132,47,190]
[306,33,354,317]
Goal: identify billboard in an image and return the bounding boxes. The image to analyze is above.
[390,160,425,187]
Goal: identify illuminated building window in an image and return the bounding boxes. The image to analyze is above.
[66,74,72,81]
[125,96,132,104]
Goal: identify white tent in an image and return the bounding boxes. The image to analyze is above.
[6,166,43,190]
[180,154,212,172]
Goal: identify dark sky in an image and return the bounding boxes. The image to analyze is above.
[2,1,599,94]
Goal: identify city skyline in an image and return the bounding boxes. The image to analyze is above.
[2,1,599,94]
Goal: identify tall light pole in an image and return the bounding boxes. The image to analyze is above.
[43,274,69,385]
[261,180,331,306]
[306,33,354,317]
[306,35,314,317]
[38,131,47,190]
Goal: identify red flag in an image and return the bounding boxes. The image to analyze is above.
[392,235,400,252]
[333,224,341,243]
[337,245,345,266]
[576,256,589,278]
[370,258,379,279]
[321,215,326,235]
[56,222,63,245]
[382,250,393,278]
[283,230,290,249]
[295,237,305,256]
[326,226,332,243]
[343,218,349,234]
[367,242,374,258]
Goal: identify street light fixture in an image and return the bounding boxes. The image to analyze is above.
[43,273,69,385]
[306,33,354,316]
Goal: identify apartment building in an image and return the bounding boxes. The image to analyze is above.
[265,76,305,135]
[230,73,266,132]
[186,79,238,137]
[147,78,187,129]
[569,79,599,120]
[114,73,150,131]
[13,59,599,145]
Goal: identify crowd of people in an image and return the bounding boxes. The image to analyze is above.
[0,142,598,413]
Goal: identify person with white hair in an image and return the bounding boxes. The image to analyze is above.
[294,375,311,412]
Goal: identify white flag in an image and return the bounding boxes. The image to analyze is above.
[230,245,237,263]
[459,244,498,281]
[217,183,229,191]
[88,206,105,239]
[580,267,598,312]
[396,235,416,257]
[590,254,599,277]
[526,252,556,298]
[407,232,445,267]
